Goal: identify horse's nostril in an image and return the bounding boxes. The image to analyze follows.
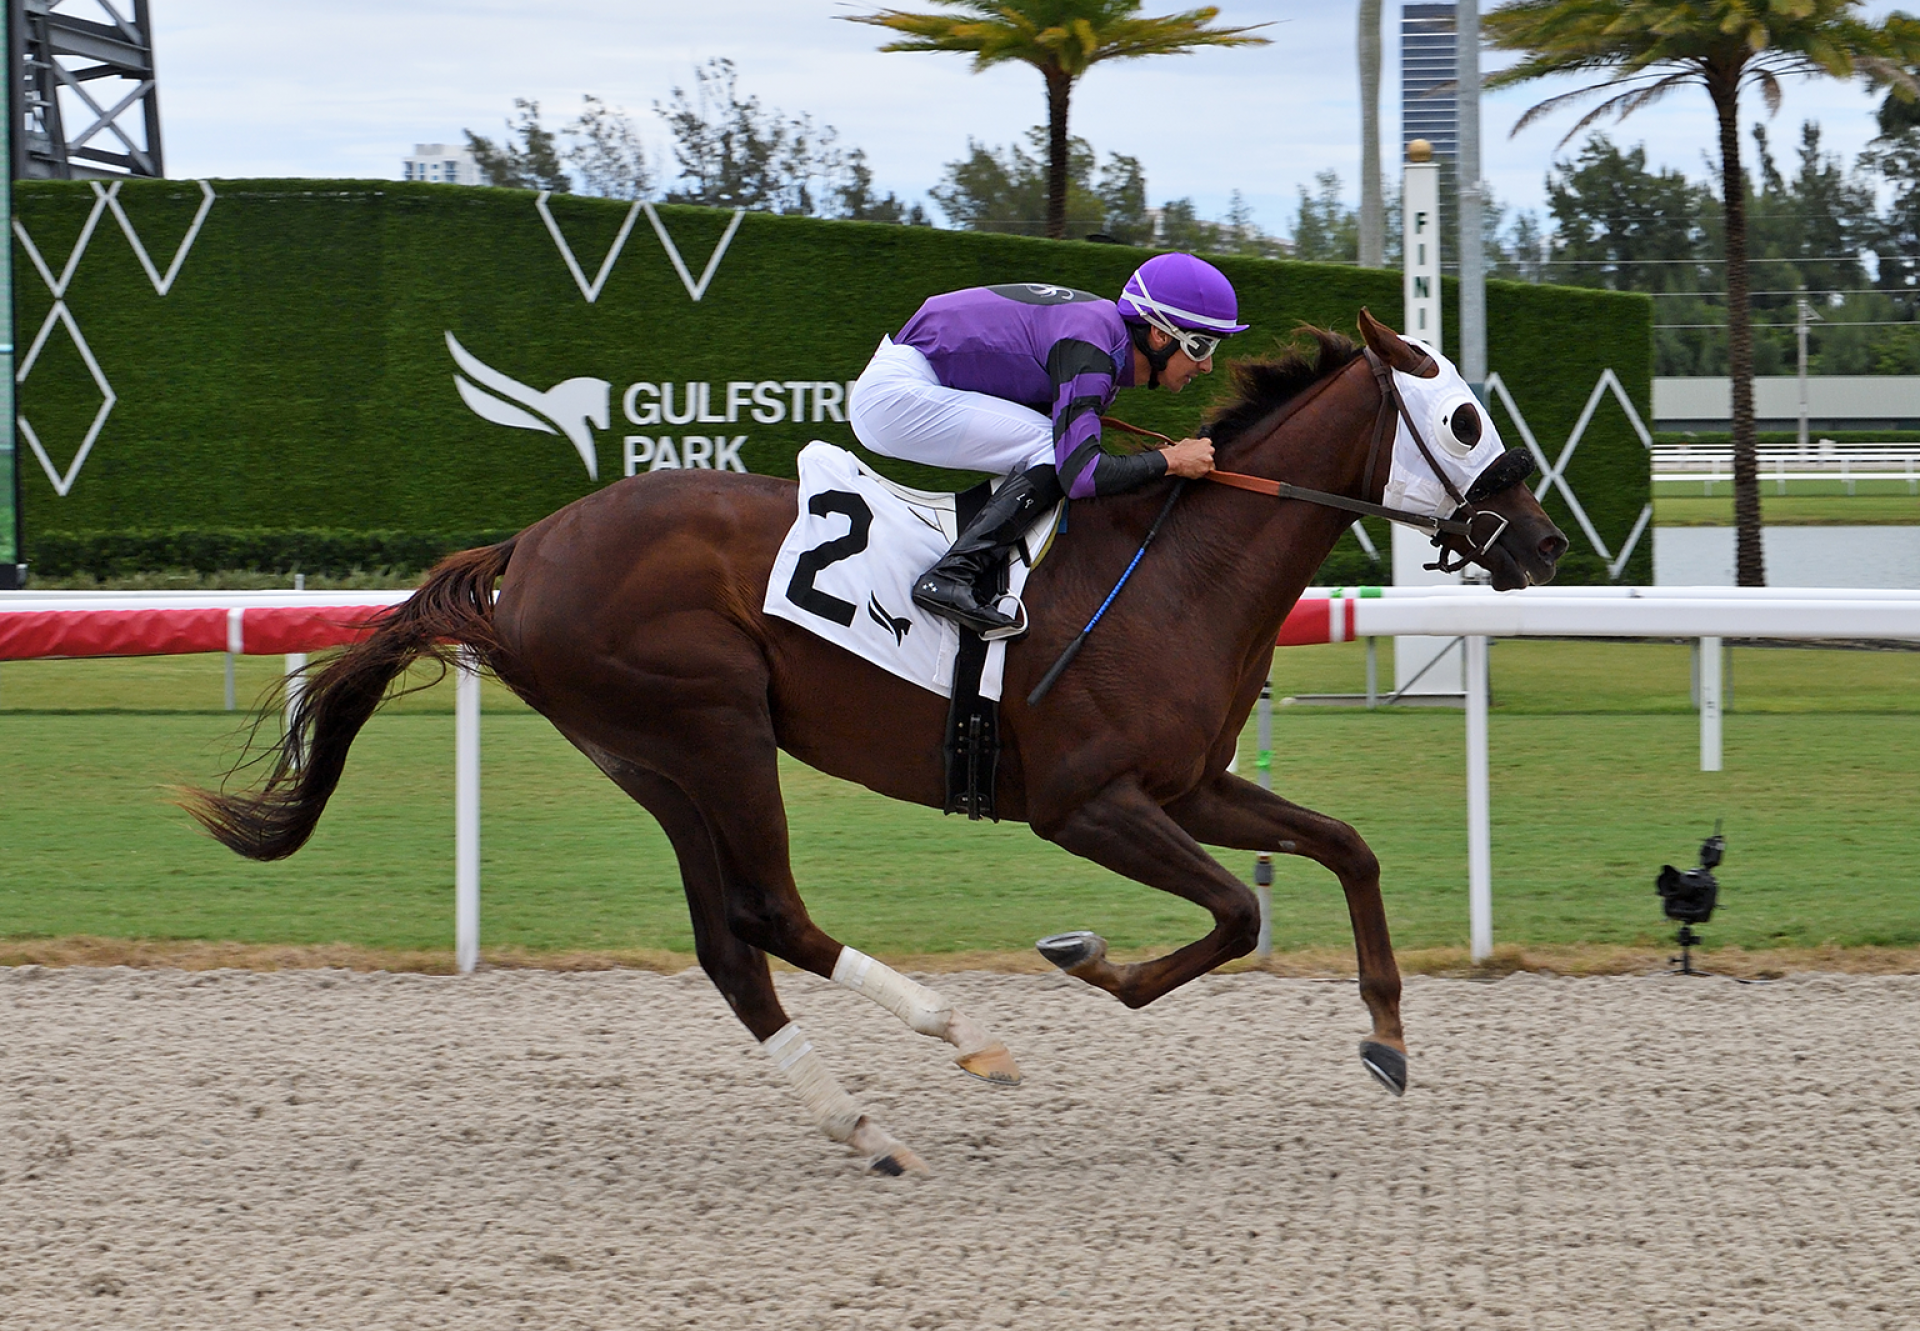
[1540,531,1569,561]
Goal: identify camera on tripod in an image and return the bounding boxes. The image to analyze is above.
[1655,822,1724,974]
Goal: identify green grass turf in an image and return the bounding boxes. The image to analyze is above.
[1654,488,1920,526]
[1,640,1917,955]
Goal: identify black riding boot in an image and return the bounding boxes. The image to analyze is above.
[912,466,1062,637]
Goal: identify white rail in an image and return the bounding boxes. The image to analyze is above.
[1653,448,1920,494]
[0,590,481,973]
[1319,585,1920,961]
[9,587,1919,971]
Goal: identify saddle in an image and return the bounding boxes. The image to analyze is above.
[760,443,1062,821]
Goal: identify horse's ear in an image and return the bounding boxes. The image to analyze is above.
[1357,308,1438,377]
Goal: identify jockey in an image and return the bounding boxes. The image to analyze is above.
[848,252,1244,637]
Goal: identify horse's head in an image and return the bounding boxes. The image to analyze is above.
[1357,310,1568,590]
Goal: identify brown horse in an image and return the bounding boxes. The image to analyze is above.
[188,311,1567,1175]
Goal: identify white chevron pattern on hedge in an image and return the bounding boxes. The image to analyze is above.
[534,192,746,304]
[11,181,213,496]
[1483,368,1655,580]
[104,180,218,296]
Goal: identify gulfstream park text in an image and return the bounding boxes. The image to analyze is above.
[621,379,860,475]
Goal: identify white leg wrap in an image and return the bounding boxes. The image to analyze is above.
[832,947,953,1038]
[761,1021,862,1143]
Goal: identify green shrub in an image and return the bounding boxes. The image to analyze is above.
[26,528,517,578]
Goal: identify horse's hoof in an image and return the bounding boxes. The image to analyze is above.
[1359,1040,1408,1097]
[954,1040,1022,1086]
[868,1146,930,1177]
[1037,931,1107,971]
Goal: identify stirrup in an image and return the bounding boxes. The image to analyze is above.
[913,575,1019,636]
[978,595,1029,642]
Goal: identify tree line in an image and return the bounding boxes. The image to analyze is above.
[466,56,1920,384]
[1271,116,1920,382]
[464,59,927,224]
[1522,115,1920,380]
[463,59,1284,248]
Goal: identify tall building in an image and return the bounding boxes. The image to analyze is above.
[1401,3,1459,162]
[403,144,481,186]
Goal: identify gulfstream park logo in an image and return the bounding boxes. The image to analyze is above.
[447,333,611,479]
[447,331,858,481]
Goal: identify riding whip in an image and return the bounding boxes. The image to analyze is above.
[1026,478,1188,707]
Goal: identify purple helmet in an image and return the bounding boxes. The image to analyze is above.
[1117,253,1249,336]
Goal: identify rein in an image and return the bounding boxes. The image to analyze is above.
[1031,346,1526,707]
[1099,349,1514,563]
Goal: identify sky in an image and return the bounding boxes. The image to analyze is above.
[147,0,1903,239]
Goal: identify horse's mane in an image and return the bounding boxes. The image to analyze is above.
[1204,327,1362,444]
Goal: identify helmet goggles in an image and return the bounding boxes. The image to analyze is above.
[1157,324,1222,363]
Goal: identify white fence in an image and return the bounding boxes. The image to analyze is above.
[1312,584,1920,960]
[1653,444,1920,494]
[0,590,483,970]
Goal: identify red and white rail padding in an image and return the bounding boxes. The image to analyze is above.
[0,591,411,661]
[1276,592,1365,645]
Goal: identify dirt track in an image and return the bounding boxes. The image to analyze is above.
[3,964,1916,1329]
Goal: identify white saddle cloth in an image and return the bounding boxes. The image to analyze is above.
[763,442,1058,701]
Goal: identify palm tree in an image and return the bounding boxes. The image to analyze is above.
[1358,0,1385,266]
[1484,0,1920,587]
[847,1,1268,240]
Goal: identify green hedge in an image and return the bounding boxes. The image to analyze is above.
[14,179,1651,582]
[26,527,519,578]
[28,523,1395,586]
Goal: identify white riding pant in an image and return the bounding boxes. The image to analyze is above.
[848,337,1055,477]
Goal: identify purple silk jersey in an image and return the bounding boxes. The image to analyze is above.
[895,283,1165,501]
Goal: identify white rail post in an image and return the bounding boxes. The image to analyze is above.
[1465,634,1493,963]
[283,576,307,764]
[1699,635,1723,773]
[456,649,482,974]
[224,606,241,712]
[1253,680,1273,959]
[284,654,307,750]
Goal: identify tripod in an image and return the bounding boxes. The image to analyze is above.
[1669,924,1707,976]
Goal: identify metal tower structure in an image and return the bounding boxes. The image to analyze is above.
[11,0,163,180]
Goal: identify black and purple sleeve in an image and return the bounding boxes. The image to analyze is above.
[1045,338,1167,500]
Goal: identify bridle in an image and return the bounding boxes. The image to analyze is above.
[1103,348,1533,574]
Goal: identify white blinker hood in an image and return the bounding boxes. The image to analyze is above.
[1380,338,1509,519]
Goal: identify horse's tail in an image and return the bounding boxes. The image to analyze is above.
[181,538,519,862]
